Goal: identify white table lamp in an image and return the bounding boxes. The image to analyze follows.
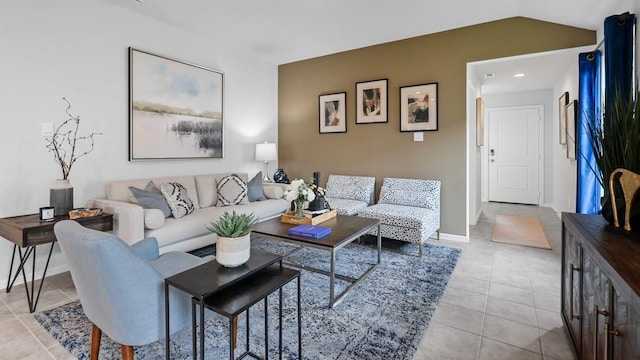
[255,142,277,181]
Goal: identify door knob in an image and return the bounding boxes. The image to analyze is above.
[490,149,495,156]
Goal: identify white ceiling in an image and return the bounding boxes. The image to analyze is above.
[105,0,627,93]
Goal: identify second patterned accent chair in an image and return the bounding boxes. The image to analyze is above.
[324,175,376,215]
[358,177,441,256]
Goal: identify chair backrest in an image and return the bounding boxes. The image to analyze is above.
[325,175,376,205]
[54,220,166,346]
[378,177,441,209]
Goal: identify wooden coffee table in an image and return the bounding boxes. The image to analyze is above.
[252,214,381,307]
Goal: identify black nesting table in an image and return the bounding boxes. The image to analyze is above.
[164,249,301,360]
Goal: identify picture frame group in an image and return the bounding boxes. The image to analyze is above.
[318,79,439,134]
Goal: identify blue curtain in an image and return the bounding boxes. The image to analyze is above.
[577,51,602,214]
[576,12,636,214]
[604,12,636,105]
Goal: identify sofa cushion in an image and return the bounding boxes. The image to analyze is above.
[216,174,249,206]
[128,181,171,218]
[145,199,290,248]
[358,203,440,231]
[247,172,266,202]
[107,176,200,209]
[195,173,248,208]
[160,182,195,219]
[143,209,166,230]
[325,197,368,215]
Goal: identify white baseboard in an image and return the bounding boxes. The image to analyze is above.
[0,264,69,291]
[434,232,469,243]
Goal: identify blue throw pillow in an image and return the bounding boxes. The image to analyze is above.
[247,172,266,201]
[129,181,172,218]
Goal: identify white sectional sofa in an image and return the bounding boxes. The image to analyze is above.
[89,172,289,254]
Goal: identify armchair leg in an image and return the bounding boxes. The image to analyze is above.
[91,324,101,359]
[121,345,134,360]
[419,242,423,257]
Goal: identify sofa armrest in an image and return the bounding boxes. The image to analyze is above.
[263,182,288,199]
[88,198,145,245]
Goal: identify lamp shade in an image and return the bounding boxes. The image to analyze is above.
[255,142,277,161]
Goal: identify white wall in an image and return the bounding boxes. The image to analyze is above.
[0,1,279,287]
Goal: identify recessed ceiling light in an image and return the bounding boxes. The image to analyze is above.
[484,73,495,78]
[514,73,526,78]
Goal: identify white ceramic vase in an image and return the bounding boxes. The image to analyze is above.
[215,233,250,267]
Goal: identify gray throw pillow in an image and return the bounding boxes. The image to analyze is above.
[247,172,266,201]
[128,181,172,218]
[160,182,195,218]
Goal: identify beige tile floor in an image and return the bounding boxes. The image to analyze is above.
[0,202,575,359]
[416,202,575,360]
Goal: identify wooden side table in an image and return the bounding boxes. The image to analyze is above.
[0,213,113,313]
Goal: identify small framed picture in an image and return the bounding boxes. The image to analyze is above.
[558,91,569,144]
[39,206,55,222]
[356,79,387,124]
[476,97,484,146]
[400,82,438,132]
[319,92,347,134]
[566,100,577,159]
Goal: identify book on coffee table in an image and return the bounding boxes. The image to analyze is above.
[287,224,332,239]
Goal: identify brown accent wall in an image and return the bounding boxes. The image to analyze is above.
[278,17,595,236]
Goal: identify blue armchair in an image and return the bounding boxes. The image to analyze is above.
[54,220,211,359]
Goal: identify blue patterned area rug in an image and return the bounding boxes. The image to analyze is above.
[35,236,460,360]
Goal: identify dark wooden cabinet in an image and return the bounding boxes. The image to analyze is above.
[562,213,640,360]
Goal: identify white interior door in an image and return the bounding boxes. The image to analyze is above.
[488,107,541,205]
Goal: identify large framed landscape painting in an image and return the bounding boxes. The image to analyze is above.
[400,82,438,132]
[129,48,224,160]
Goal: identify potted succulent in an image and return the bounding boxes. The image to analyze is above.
[206,211,258,267]
[585,88,640,232]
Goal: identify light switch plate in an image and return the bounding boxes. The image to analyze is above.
[413,132,424,142]
[42,123,54,136]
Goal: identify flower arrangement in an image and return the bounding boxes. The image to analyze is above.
[285,179,316,203]
[45,98,101,180]
[285,179,317,217]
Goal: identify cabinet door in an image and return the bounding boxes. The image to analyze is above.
[582,252,612,360]
[611,289,640,360]
[562,228,582,354]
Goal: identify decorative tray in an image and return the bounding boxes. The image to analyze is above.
[281,209,337,225]
[69,208,103,219]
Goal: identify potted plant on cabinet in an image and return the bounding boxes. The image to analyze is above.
[206,211,258,267]
[585,89,640,233]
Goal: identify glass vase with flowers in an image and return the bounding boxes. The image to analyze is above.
[285,179,316,218]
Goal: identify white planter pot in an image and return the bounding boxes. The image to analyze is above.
[215,233,250,267]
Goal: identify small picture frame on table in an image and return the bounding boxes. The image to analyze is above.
[356,79,388,124]
[400,82,438,132]
[39,207,55,222]
[558,91,569,144]
[319,92,347,134]
[566,99,578,160]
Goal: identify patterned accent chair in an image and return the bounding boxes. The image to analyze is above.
[324,175,376,215]
[358,178,440,256]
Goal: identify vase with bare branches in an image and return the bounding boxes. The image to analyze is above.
[45,98,101,215]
